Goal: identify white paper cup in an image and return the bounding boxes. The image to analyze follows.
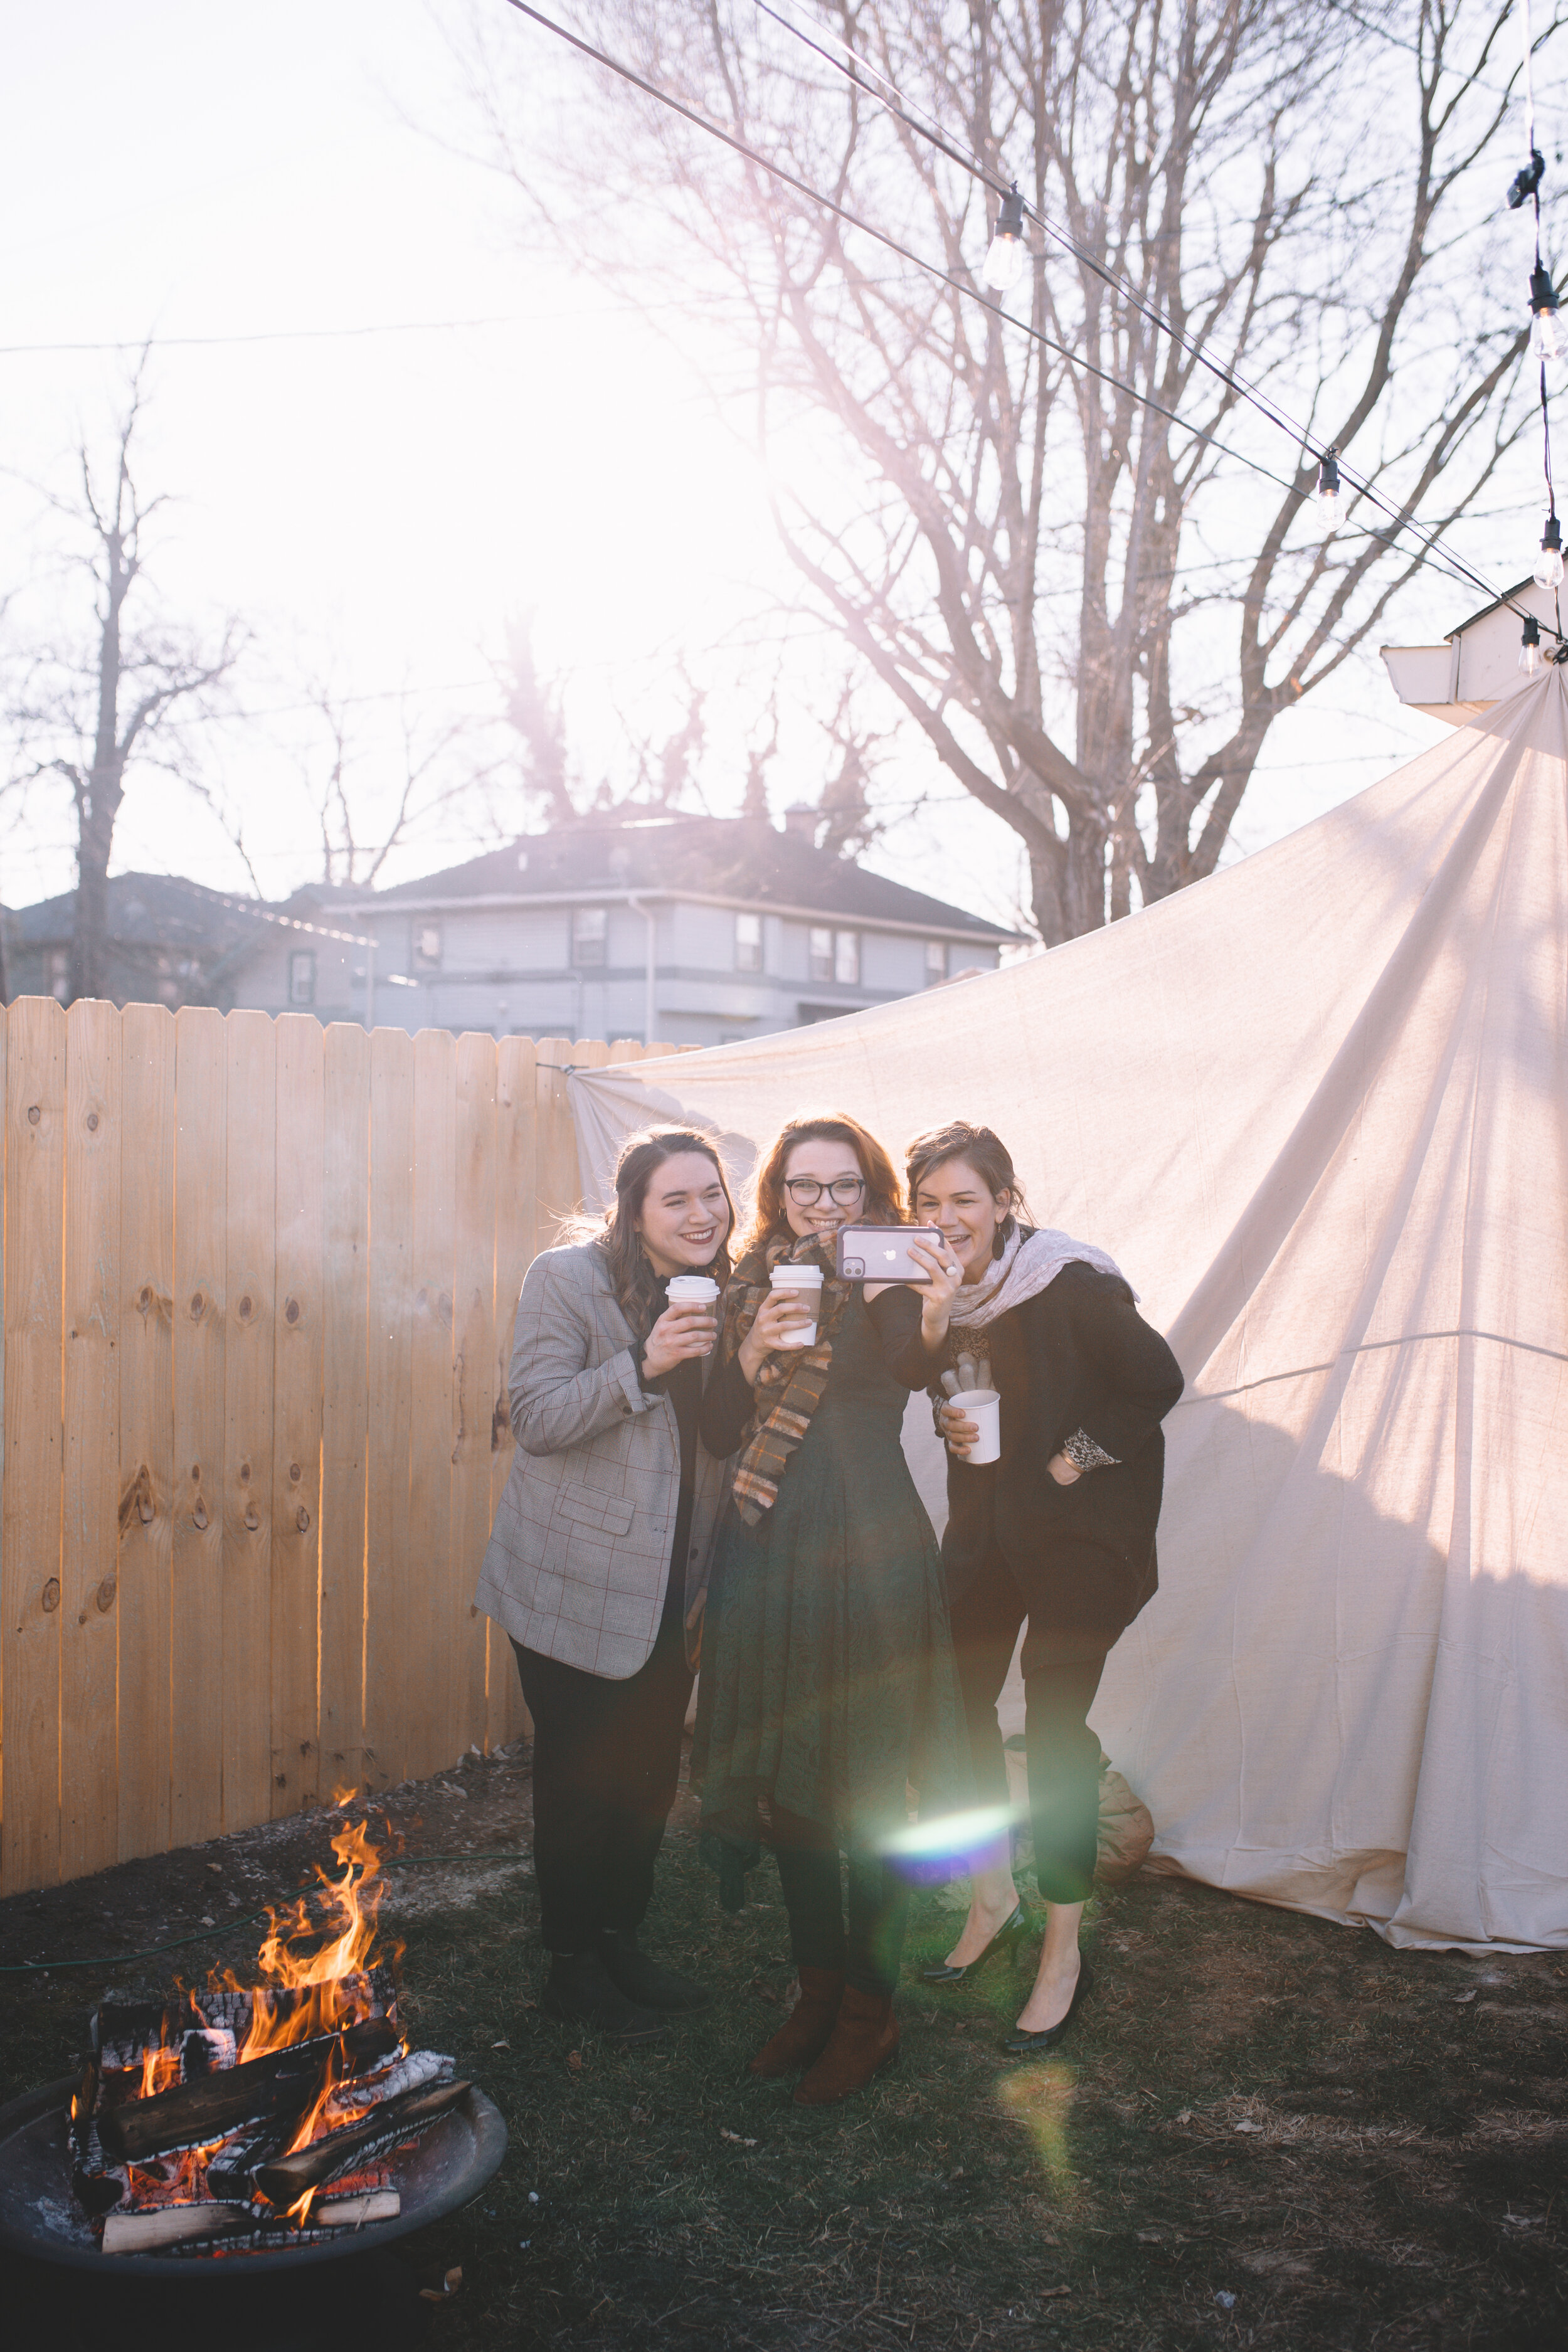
[666,1274,720,1350]
[955,1387,1001,1465]
[770,1263,823,1348]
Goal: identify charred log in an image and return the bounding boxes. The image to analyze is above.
[253,2079,469,2207]
[97,2017,397,2163]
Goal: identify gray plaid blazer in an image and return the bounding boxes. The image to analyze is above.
[475,1241,732,1680]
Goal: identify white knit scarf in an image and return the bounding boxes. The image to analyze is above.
[945,1222,1134,1337]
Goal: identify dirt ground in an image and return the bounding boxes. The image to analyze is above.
[2,1744,1564,2351]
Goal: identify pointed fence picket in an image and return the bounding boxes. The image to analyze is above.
[0,1009,672,1895]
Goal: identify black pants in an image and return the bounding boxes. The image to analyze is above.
[514,1572,693,1955]
[948,1545,1108,1905]
[767,1803,911,1998]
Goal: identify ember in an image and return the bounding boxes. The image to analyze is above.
[70,1823,467,2256]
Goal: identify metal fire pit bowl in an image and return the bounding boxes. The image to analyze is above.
[0,2075,507,2278]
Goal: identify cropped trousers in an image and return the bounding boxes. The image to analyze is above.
[948,1541,1108,1905]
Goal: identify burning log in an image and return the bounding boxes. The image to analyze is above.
[97,2017,398,2163]
[70,1818,481,2258]
[253,2079,470,2208]
[101,2188,400,2255]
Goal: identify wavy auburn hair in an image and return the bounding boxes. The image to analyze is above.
[736,1112,904,1259]
[589,1127,736,1336]
[904,1120,1030,1260]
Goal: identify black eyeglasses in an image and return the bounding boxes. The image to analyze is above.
[783,1175,866,1205]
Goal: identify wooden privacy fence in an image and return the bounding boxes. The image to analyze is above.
[0,1000,675,1897]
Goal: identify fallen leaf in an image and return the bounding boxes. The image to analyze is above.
[567,2050,583,2072]
[198,1915,216,1928]
[1451,1989,1477,2005]
[418,2266,463,2302]
[719,2129,758,2147]
[1173,2110,1194,2125]
[1233,2119,1261,2134]
[206,1862,223,1873]
[1040,2286,1071,2299]
[491,2040,511,2050]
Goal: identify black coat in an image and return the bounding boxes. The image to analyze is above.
[940,1261,1184,1644]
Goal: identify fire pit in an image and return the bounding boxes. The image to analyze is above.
[0,1823,506,2277]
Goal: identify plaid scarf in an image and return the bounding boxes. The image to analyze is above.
[721,1231,853,1523]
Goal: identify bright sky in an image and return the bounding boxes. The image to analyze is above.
[0,1,1496,940]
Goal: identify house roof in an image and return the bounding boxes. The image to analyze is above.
[308,817,1020,941]
[6,872,272,955]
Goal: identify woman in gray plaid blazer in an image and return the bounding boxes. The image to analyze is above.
[476,1127,738,2044]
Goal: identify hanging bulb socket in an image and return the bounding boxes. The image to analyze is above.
[1519,614,1542,675]
[1315,446,1343,527]
[1537,513,1565,591]
[982,183,1027,294]
[1528,261,1568,363]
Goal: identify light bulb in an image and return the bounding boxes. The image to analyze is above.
[1519,615,1542,674]
[1536,515,1565,591]
[1528,261,1567,363]
[981,184,1027,294]
[1315,447,1343,527]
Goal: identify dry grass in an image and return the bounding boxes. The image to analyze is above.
[2,1748,1564,2349]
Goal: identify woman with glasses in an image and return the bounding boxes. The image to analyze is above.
[694,1114,968,2107]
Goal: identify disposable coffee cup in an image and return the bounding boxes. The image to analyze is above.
[770,1263,823,1348]
[667,1274,720,1351]
[954,1387,1001,1465]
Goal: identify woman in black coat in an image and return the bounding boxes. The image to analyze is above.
[893,1121,1183,2054]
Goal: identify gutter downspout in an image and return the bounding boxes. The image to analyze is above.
[626,894,659,1046]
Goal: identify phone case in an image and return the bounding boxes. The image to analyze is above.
[835,1226,943,1282]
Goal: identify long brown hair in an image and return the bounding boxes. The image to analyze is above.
[593,1127,737,1335]
[905,1120,1029,1261]
[736,1112,903,1260]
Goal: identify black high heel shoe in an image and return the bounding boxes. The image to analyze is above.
[1002,1958,1094,2054]
[920,1904,1029,1985]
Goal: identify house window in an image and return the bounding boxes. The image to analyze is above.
[808,926,834,982]
[925,939,947,986]
[47,948,70,1002]
[572,906,608,966]
[288,950,316,1007]
[734,912,763,972]
[834,930,860,986]
[413,921,442,970]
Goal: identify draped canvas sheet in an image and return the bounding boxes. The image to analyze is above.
[571,673,1568,1951]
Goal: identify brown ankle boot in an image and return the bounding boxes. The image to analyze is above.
[792,1983,899,2107]
[748,1966,844,2079]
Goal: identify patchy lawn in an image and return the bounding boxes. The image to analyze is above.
[2,1747,1564,2349]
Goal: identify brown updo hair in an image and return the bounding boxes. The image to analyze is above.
[592,1126,737,1334]
[904,1121,1029,1261]
[737,1112,903,1259]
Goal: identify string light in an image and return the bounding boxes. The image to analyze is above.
[981,185,1027,294]
[1530,262,1567,364]
[1536,512,1565,588]
[1518,613,1543,673]
[1315,447,1344,527]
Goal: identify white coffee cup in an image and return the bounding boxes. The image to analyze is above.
[666,1274,721,1350]
[954,1387,1001,1465]
[770,1263,824,1348]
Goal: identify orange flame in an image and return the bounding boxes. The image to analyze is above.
[139,2042,181,2100]
[224,1820,393,2065]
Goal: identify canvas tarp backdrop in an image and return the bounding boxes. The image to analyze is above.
[569,672,1568,1954]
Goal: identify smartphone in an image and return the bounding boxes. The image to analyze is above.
[835,1226,945,1283]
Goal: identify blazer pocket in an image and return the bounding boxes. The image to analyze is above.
[556,1482,636,1539]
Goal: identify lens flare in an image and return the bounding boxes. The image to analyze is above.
[879,1803,1017,1862]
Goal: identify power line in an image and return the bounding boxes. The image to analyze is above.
[751,0,1554,637]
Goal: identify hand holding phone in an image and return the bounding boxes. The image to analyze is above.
[835,1225,945,1283]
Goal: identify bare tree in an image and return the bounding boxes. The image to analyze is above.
[278,679,501,890]
[6,364,243,997]
[494,612,713,822]
[457,0,1554,941]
